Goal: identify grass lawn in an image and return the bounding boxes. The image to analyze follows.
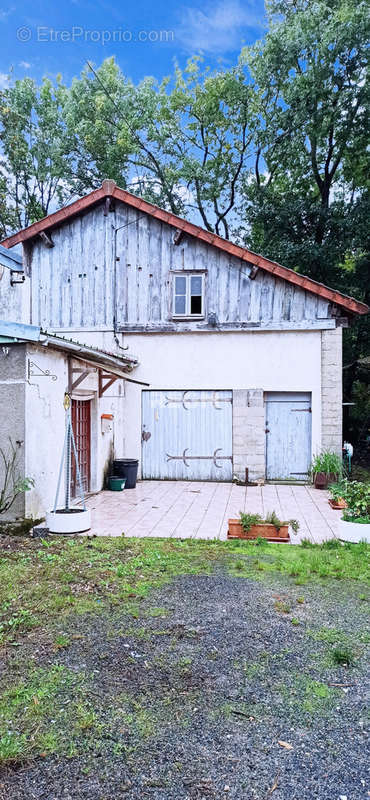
[0,534,369,799]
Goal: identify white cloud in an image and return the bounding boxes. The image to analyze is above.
[0,73,9,89]
[177,0,262,54]
[19,61,31,69]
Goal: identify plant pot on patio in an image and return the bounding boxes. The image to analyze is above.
[314,471,338,490]
[328,497,347,510]
[228,519,290,542]
[311,450,343,490]
[46,508,91,534]
[328,480,370,541]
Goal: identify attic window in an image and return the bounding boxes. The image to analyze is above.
[173,273,205,317]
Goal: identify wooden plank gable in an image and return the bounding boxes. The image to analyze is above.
[25,198,336,332]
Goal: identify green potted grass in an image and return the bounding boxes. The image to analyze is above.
[228,511,299,542]
[310,451,343,490]
[337,481,370,543]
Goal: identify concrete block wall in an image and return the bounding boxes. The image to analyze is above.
[321,327,342,454]
[233,389,265,482]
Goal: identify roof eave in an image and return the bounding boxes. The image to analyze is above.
[42,334,138,375]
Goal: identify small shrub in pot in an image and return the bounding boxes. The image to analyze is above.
[337,481,370,543]
[310,451,343,489]
[328,479,348,509]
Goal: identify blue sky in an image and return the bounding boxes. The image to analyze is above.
[0,0,266,87]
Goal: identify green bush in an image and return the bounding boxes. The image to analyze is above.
[340,481,370,523]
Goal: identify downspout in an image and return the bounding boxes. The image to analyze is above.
[112,222,129,352]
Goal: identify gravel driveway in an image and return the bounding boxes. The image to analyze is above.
[1,568,368,800]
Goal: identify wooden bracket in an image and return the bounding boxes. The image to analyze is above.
[71,369,92,392]
[99,370,118,397]
[173,228,184,246]
[39,231,54,248]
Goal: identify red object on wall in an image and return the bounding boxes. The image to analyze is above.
[71,399,91,498]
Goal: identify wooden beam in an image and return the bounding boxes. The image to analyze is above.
[173,228,184,246]
[39,231,54,248]
[71,369,91,392]
[99,370,118,397]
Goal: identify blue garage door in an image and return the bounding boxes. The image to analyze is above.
[266,392,312,480]
[142,390,233,481]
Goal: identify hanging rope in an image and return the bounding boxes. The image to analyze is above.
[53,393,86,512]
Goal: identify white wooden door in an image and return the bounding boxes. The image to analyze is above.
[266,393,312,480]
[142,390,233,481]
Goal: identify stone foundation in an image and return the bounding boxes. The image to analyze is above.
[232,389,265,482]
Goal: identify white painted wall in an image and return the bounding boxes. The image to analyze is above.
[25,345,68,519]
[63,329,322,477]
[121,331,322,473]
[18,327,323,518]
[24,343,126,519]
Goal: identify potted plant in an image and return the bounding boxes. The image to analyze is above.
[337,481,370,543]
[328,480,348,510]
[228,511,299,542]
[310,451,343,490]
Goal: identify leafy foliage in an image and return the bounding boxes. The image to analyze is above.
[239,511,300,533]
[0,77,77,230]
[310,451,343,477]
[239,512,263,532]
[340,480,370,522]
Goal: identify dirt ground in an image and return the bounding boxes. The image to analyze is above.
[0,557,368,800]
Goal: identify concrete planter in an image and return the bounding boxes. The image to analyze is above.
[338,517,370,543]
[228,520,290,542]
[46,508,91,534]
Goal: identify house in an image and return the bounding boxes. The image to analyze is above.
[0,319,139,522]
[0,180,368,522]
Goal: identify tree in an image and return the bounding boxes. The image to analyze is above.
[239,0,369,445]
[64,56,258,237]
[241,0,369,280]
[0,76,76,233]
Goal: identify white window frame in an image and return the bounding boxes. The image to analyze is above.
[172,272,205,318]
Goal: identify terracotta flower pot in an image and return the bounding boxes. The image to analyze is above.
[328,498,347,510]
[227,520,290,542]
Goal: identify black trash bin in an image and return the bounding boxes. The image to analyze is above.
[113,459,139,489]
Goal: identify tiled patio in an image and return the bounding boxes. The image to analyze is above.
[85,481,340,544]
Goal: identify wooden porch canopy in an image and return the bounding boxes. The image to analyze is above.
[0,321,149,391]
[39,331,149,394]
